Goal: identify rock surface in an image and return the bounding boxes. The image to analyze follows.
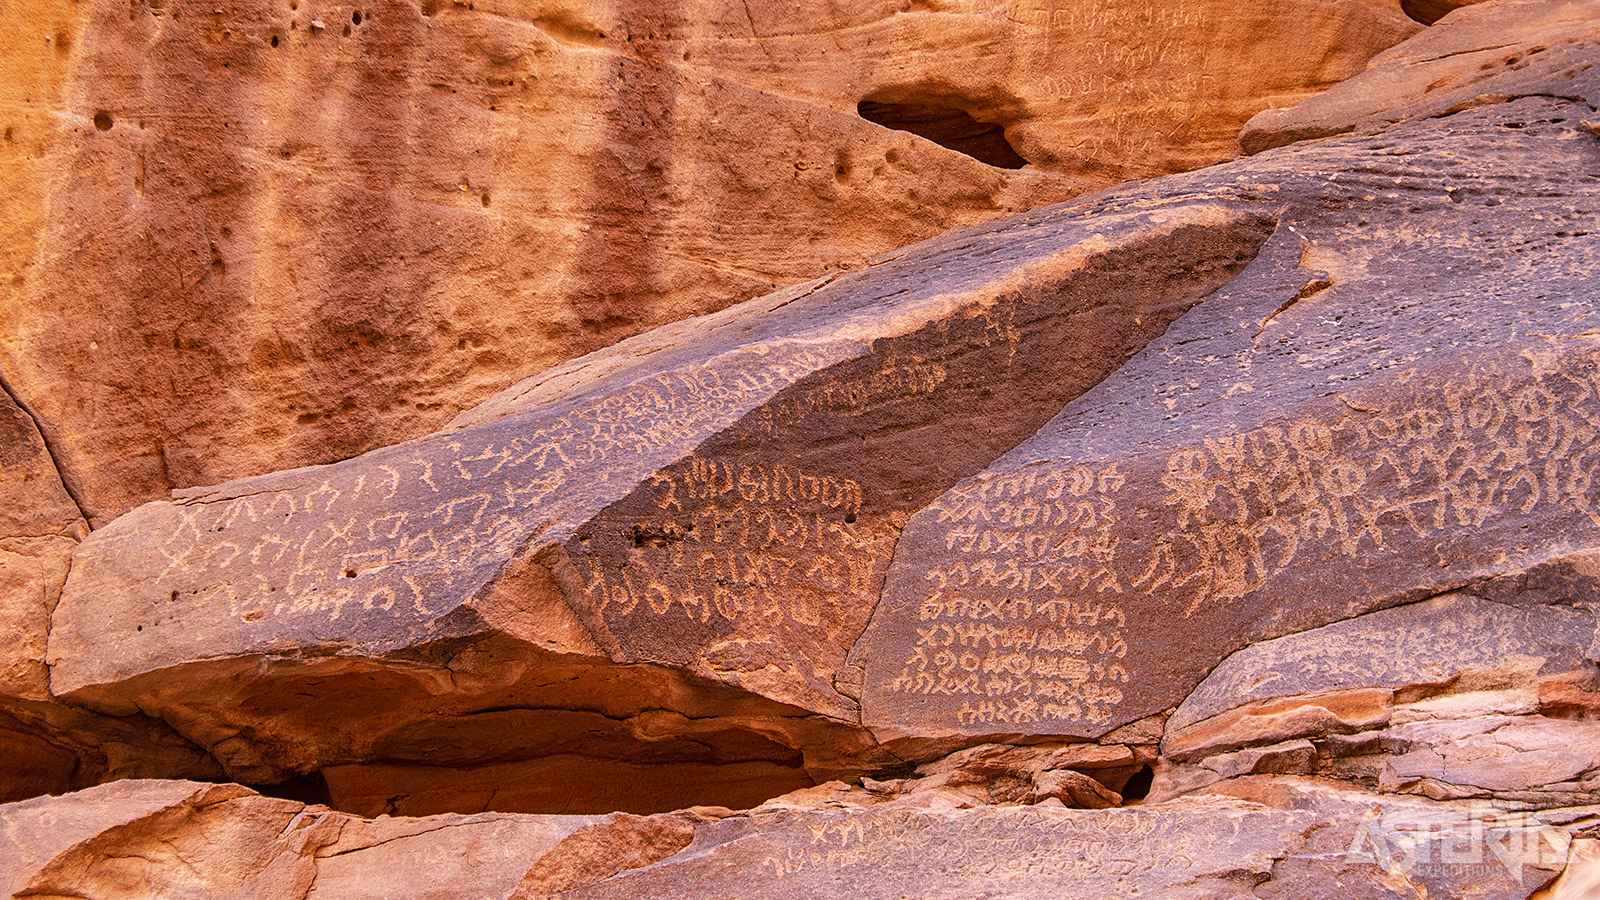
[5,0,1600,895]
[0,0,1422,524]
[50,192,1275,810]
[0,383,217,802]
[3,778,1594,899]
[858,0,1600,751]
[22,0,1599,821]
[1154,563,1600,805]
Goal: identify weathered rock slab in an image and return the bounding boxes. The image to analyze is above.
[48,197,1273,802]
[858,16,1600,747]
[1242,0,1600,153]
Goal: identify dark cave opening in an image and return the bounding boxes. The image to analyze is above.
[1120,764,1155,803]
[857,98,1028,169]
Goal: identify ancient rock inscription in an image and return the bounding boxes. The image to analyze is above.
[757,807,1195,880]
[573,454,880,634]
[123,346,836,634]
[889,464,1129,729]
[555,803,1316,900]
[867,343,1600,734]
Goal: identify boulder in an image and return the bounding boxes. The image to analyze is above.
[49,196,1275,811]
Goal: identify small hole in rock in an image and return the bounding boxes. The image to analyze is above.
[352,9,361,24]
[857,92,1026,169]
[271,34,279,46]
[1120,764,1154,803]
[93,111,113,131]
[342,568,356,578]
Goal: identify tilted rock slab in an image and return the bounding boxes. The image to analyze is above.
[40,0,1600,815]
[49,196,1274,811]
[0,0,1421,525]
[2,777,1590,900]
[858,0,1600,750]
[1241,0,1600,154]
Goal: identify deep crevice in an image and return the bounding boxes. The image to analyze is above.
[249,771,333,806]
[1120,764,1154,803]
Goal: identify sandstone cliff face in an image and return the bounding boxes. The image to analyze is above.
[0,0,1421,525]
[4,0,1600,896]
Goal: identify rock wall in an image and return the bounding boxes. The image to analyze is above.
[3,0,1600,896]
[0,0,1421,524]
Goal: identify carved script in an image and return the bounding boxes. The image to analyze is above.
[880,344,1600,726]
[147,346,835,626]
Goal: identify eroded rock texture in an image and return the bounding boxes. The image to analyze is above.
[0,0,1421,524]
[4,0,1600,895]
[858,0,1600,756]
[22,0,1600,824]
[3,779,1595,899]
[0,382,217,802]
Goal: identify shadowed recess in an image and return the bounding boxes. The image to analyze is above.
[858,98,1028,169]
[1400,0,1463,25]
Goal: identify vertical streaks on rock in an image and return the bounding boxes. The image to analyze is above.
[0,0,1418,524]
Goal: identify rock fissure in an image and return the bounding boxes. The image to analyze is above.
[0,374,89,529]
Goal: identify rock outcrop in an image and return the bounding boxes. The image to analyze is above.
[859,0,1600,755]
[20,0,1599,820]
[0,0,1422,524]
[50,193,1276,812]
[3,778,1593,899]
[4,0,1600,896]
